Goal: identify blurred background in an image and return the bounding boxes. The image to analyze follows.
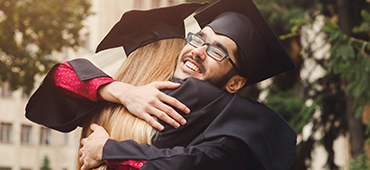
[0,0,370,169]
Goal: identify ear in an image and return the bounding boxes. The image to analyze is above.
[224,75,246,93]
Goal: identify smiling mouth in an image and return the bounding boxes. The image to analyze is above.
[184,60,201,73]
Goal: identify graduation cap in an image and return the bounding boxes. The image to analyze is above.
[96,2,208,55]
[194,0,296,86]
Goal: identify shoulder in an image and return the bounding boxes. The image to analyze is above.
[231,94,279,115]
[204,94,297,170]
[67,58,110,81]
[205,93,296,142]
[165,78,231,110]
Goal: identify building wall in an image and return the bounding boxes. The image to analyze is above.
[0,87,82,170]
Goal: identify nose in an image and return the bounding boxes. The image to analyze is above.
[191,45,208,61]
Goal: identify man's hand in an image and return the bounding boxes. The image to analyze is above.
[98,81,189,131]
[79,124,109,170]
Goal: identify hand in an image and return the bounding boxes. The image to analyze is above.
[79,124,109,170]
[98,81,190,131]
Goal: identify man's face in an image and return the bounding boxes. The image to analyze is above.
[173,27,238,88]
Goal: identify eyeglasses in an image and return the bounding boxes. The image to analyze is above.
[186,32,240,73]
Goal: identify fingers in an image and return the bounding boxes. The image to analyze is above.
[79,127,107,170]
[78,148,83,157]
[152,82,190,114]
[154,97,187,126]
[158,92,188,121]
[151,81,181,90]
[90,123,99,131]
[140,81,188,129]
[118,81,190,130]
[141,114,165,131]
[79,147,85,170]
[79,155,84,168]
[138,96,185,129]
[81,138,86,145]
[152,105,183,127]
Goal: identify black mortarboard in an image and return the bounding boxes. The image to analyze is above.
[194,0,296,86]
[95,2,207,55]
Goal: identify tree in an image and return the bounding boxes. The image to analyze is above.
[265,0,370,169]
[262,0,370,169]
[0,0,92,94]
[40,155,51,170]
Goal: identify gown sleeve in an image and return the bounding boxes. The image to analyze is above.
[53,61,115,101]
[26,58,114,132]
[102,136,260,170]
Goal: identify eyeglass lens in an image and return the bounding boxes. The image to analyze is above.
[187,33,227,61]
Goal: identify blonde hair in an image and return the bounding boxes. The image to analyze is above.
[76,38,186,170]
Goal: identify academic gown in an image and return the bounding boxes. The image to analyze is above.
[25,58,297,170]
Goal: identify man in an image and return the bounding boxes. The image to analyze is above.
[27,0,296,169]
[78,0,297,169]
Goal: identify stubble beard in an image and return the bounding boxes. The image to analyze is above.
[173,54,235,89]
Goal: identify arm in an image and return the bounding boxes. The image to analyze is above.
[79,124,255,170]
[52,61,115,101]
[52,59,189,130]
[103,137,252,170]
[77,124,146,170]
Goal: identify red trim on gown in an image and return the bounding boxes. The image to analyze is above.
[54,61,147,169]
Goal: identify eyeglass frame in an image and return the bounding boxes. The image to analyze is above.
[185,32,240,74]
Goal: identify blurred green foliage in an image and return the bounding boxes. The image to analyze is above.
[0,0,92,94]
[285,3,370,169]
[255,0,314,36]
[322,11,370,117]
[344,150,370,170]
[40,155,51,170]
[265,88,319,134]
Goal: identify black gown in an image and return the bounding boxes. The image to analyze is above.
[26,58,296,170]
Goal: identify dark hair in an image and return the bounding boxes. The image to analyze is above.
[232,47,246,77]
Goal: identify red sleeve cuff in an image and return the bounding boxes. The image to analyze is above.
[54,62,115,101]
[106,160,147,170]
[91,77,116,101]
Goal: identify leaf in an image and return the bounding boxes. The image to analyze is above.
[328,31,340,42]
[355,106,365,119]
[344,44,355,59]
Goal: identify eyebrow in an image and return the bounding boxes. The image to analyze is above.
[196,31,229,55]
[196,31,206,38]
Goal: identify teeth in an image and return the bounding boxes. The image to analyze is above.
[185,61,200,73]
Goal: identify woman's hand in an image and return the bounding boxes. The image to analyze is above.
[98,81,189,131]
[79,124,109,170]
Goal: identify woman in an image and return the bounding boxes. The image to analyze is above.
[74,3,202,170]
[78,39,185,170]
